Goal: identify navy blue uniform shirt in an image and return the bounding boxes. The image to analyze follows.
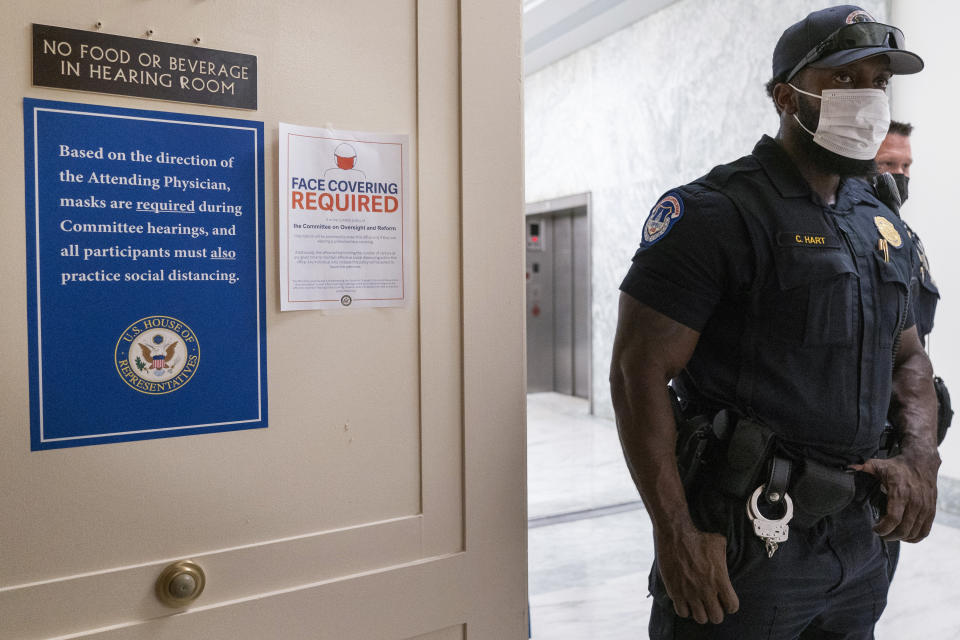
[621,136,915,464]
[902,221,939,346]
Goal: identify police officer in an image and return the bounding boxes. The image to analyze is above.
[876,121,940,346]
[879,122,952,446]
[609,6,940,639]
[875,123,950,582]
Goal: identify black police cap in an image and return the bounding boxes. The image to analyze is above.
[772,5,923,81]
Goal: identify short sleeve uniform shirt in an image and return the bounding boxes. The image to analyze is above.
[621,136,914,463]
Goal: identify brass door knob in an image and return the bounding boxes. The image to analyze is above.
[155,560,206,607]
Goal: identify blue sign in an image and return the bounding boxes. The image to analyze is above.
[23,98,267,450]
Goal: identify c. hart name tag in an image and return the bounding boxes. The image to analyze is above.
[776,232,841,249]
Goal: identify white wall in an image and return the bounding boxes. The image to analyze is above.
[525,0,888,420]
[890,0,960,478]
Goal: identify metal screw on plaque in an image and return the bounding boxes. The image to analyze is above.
[194,36,202,45]
[145,28,154,38]
[95,21,103,30]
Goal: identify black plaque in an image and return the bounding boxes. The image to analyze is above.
[33,24,257,110]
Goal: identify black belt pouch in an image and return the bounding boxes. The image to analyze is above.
[718,417,776,499]
[790,459,855,528]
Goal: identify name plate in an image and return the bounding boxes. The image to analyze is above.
[33,24,257,110]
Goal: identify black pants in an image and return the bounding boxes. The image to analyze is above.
[648,489,888,639]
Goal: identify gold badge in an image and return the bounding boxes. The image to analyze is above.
[874,217,903,248]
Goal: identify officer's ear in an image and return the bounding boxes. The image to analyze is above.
[772,83,799,116]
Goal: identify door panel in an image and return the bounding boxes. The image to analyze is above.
[526,215,554,393]
[57,556,467,639]
[0,1,525,638]
[553,214,574,395]
[5,0,423,586]
[408,627,465,640]
[1,516,427,638]
[573,211,590,399]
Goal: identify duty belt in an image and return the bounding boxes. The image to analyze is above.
[677,410,881,530]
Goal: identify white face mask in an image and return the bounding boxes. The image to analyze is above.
[789,83,891,160]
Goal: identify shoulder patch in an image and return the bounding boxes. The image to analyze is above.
[642,192,685,246]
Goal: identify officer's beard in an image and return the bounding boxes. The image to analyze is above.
[794,98,878,179]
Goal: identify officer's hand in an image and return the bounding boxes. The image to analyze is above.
[656,525,739,624]
[853,446,940,543]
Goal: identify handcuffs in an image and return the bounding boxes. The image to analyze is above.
[746,484,793,558]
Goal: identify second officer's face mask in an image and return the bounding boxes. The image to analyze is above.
[892,172,909,203]
[788,83,891,161]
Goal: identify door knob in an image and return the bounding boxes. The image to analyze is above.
[155,560,206,607]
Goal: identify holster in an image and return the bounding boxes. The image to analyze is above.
[673,398,730,494]
[718,416,776,499]
[935,375,953,445]
[881,375,952,448]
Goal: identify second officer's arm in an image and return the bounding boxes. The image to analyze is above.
[610,293,739,625]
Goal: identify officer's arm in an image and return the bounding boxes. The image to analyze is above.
[859,326,940,542]
[610,292,738,624]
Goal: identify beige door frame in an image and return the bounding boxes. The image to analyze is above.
[0,1,526,638]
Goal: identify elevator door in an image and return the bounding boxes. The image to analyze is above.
[526,207,589,398]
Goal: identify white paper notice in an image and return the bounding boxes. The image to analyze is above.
[279,123,410,310]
